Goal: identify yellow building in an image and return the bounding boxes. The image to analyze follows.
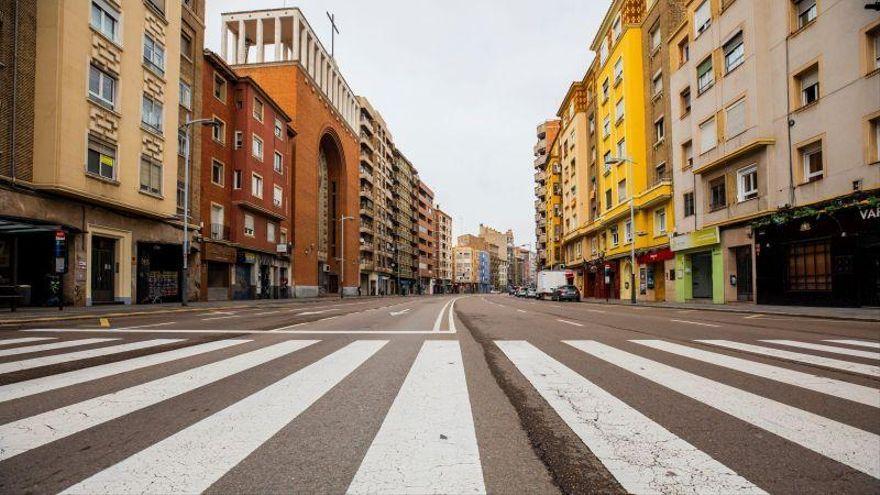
[585,0,674,301]
[543,131,564,268]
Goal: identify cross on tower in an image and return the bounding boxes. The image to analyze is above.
[326,11,340,58]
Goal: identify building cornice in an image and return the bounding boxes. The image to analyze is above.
[693,138,776,175]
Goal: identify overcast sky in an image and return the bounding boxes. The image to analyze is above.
[205,1,607,247]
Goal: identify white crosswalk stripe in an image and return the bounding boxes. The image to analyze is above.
[759,340,880,360]
[0,339,183,375]
[0,339,249,403]
[697,340,880,377]
[497,340,764,494]
[348,340,484,495]
[633,340,880,407]
[0,337,56,347]
[0,338,119,357]
[0,339,317,461]
[823,339,880,350]
[567,340,880,479]
[63,340,387,495]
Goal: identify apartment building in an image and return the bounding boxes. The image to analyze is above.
[453,245,477,293]
[391,149,419,294]
[433,207,453,293]
[1,0,202,306]
[219,8,360,297]
[417,181,436,293]
[545,129,566,269]
[533,119,560,269]
[198,51,294,301]
[479,224,511,289]
[669,0,880,307]
[356,96,396,296]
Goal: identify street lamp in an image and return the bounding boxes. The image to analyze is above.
[338,215,355,298]
[604,155,638,305]
[180,117,220,307]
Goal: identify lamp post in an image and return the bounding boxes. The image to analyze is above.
[338,215,354,298]
[605,155,638,305]
[180,117,220,307]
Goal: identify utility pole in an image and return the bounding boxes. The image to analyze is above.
[339,215,354,298]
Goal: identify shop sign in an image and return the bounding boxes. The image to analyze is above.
[637,247,674,264]
[670,227,719,252]
[237,251,258,265]
[858,205,880,221]
[205,243,236,263]
[54,230,68,274]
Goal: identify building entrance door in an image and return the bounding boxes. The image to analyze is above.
[691,251,713,299]
[735,246,753,301]
[91,236,115,304]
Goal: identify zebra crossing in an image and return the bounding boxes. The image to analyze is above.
[0,333,876,493]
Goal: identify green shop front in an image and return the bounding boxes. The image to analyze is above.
[671,227,724,304]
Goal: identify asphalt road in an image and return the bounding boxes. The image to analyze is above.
[0,294,877,494]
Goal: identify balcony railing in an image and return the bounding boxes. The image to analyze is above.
[535,186,546,197]
[209,223,230,241]
[649,171,673,188]
[533,154,548,168]
[534,170,546,183]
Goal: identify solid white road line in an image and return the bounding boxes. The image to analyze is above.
[698,340,880,377]
[433,298,454,332]
[116,321,177,330]
[0,340,317,461]
[64,340,386,495]
[670,319,721,328]
[567,340,880,479]
[0,338,119,358]
[0,339,182,375]
[556,319,583,327]
[348,341,484,495]
[0,340,249,403]
[496,341,763,494]
[633,340,880,408]
[823,339,880,350]
[448,298,459,333]
[201,315,240,321]
[759,340,880,360]
[297,309,339,316]
[0,337,56,346]
[583,308,606,314]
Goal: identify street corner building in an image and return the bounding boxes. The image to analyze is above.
[0,0,207,307]
[219,8,361,297]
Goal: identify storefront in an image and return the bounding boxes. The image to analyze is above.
[671,227,724,304]
[0,219,78,307]
[136,242,182,304]
[201,242,236,301]
[585,258,619,300]
[754,200,880,307]
[636,247,675,302]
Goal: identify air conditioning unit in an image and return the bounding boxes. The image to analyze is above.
[276,243,288,254]
[322,264,331,272]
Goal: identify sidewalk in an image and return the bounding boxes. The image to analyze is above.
[579,298,880,322]
[0,295,388,326]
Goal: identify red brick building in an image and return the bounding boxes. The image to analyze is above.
[199,51,294,301]
[220,9,360,297]
[416,180,435,293]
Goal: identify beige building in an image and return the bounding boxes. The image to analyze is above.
[478,224,511,289]
[453,245,476,289]
[434,206,453,292]
[669,0,880,306]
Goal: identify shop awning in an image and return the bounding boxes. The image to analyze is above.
[0,218,71,234]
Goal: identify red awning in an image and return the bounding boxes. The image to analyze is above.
[637,247,674,264]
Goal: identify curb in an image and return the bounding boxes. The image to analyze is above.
[577,299,880,323]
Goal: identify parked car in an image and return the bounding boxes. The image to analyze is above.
[552,284,580,302]
[526,287,537,298]
[516,287,527,297]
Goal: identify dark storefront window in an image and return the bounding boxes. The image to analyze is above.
[786,239,831,292]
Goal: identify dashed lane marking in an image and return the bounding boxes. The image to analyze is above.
[556,319,584,327]
[670,319,720,328]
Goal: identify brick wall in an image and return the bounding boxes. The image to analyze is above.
[0,0,36,181]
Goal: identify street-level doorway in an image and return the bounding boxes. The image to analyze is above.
[91,236,116,304]
[734,246,753,301]
[691,251,713,299]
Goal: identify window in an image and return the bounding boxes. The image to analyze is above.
[794,0,817,29]
[603,151,612,173]
[683,140,694,168]
[617,178,627,202]
[654,208,667,234]
[211,160,224,186]
[654,117,665,142]
[616,138,626,160]
[234,131,243,149]
[603,116,611,138]
[723,32,744,73]
[709,176,726,210]
[700,116,717,153]
[872,30,880,71]
[88,64,116,109]
[267,223,276,243]
[599,38,609,65]
[615,98,625,123]
[655,162,668,183]
[233,170,242,189]
[210,205,224,239]
[273,151,283,173]
[213,73,226,102]
[650,24,661,52]
[624,220,633,243]
[252,135,263,160]
[652,71,663,97]
[613,57,623,84]
[180,32,192,60]
[90,1,119,41]
[139,156,162,195]
[610,225,619,245]
[683,191,695,217]
[178,129,186,156]
[797,65,819,106]
[697,56,714,93]
[678,37,690,66]
[274,118,283,138]
[273,185,283,207]
[178,81,192,110]
[726,99,746,138]
[141,95,163,132]
[143,35,165,74]
[212,117,225,143]
[280,230,287,245]
[588,115,595,134]
[800,140,823,182]
[786,239,831,292]
[694,1,711,37]
[872,118,880,163]
[244,213,255,237]
[253,98,264,122]
[680,87,691,116]
[612,14,622,41]
[87,135,116,180]
[605,189,612,210]
[251,173,263,198]
[601,78,610,101]
[737,164,758,201]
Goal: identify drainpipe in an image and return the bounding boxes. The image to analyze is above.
[784,34,796,207]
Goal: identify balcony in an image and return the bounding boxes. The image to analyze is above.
[209,223,230,241]
[533,153,548,168]
[538,234,547,243]
[537,218,546,227]
[361,242,375,252]
[534,170,546,183]
[360,260,375,271]
[649,169,673,188]
[535,185,546,198]
[359,205,374,217]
